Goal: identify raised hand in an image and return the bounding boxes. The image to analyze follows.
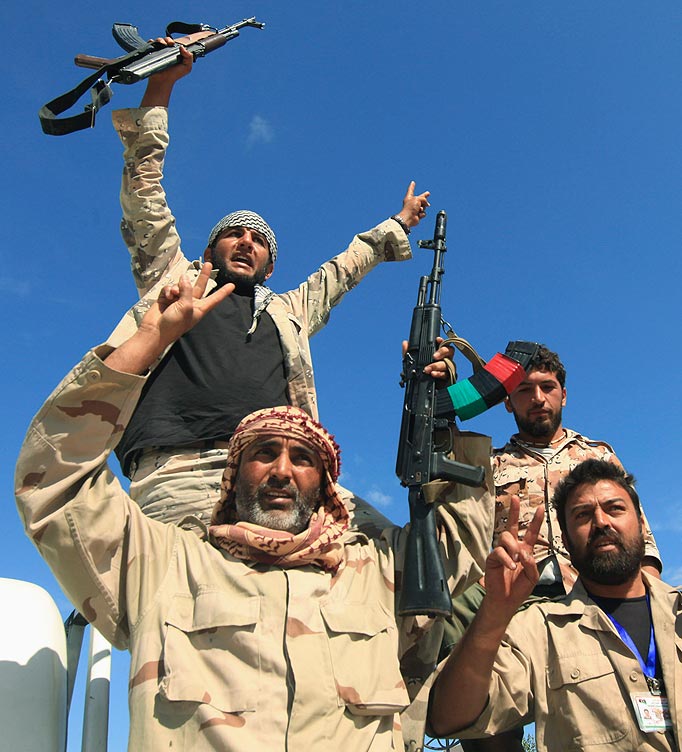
[106,264,234,376]
[484,496,543,617]
[401,337,455,381]
[396,181,431,229]
[140,41,194,107]
[423,337,455,381]
[141,262,234,346]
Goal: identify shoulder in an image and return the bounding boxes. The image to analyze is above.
[492,438,521,462]
[560,430,621,464]
[645,572,682,600]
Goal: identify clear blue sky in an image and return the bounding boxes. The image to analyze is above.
[3,1,681,748]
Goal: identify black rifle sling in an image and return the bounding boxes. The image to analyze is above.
[38,44,153,136]
[39,67,112,136]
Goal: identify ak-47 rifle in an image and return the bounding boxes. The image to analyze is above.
[396,211,541,617]
[39,18,264,136]
[396,211,486,617]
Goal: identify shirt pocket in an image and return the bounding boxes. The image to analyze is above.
[160,591,260,712]
[493,467,527,535]
[320,600,409,716]
[546,653,629,747]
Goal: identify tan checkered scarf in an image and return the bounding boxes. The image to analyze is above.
[209,406,349,571]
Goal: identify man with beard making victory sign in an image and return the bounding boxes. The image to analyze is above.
[428,459,681,751]
[440,345,662,752]
[106,42,434,530]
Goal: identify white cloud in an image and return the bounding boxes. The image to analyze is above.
[247,115,274,146]
[365,487,393,509]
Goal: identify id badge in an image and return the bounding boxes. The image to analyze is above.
[631,693,672,733]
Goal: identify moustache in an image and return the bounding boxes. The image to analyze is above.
[257,480,298,499]
[588,527,622,548]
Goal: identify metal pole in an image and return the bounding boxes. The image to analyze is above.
[81,626,110,751]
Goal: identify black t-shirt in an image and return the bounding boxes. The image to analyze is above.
[589,592,663,684]
[115,289,289,475]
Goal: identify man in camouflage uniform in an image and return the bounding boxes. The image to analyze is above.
[428,460,680,752]
[443,345,662,752]
[15,271,494,751]
[492,345,661,591]
[107,43,432,530]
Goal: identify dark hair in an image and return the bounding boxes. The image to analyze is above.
[528,345,566,388]
[552,459,641,534]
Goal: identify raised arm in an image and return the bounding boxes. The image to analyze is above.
[428,498,543,737]
[278,182,430,336]
[113,42,196,296]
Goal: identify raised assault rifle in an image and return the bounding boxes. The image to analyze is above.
[39,18,265,136]
[396,211,486,617]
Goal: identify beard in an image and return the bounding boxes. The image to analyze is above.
[213,254,270,293]
[567,527,645,585]
[514,406,563,440]
[234,476,321,534]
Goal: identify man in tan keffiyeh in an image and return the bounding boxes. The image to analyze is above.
[209,405,350,571]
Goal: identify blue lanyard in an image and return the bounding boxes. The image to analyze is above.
[608,613,656,678]
[597,594,659,693]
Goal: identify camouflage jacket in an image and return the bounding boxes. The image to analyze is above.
[453,574,682,751]
[493,430,661,591]
[15,348,494,752]
[107,107,412,421]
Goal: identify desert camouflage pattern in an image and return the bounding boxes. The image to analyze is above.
[108,106,412,422]
[440,574,682,751]
[493,430,661,590]
[15,349,494,751]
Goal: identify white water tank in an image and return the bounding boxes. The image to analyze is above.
[0,578,67,752]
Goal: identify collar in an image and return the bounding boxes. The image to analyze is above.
[554,573,681,630]
[248,284,275,335]
[504,428,583,457]
[191,260,275,335]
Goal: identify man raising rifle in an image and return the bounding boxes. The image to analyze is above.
[106,41,436,531]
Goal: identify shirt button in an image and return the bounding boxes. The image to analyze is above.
[629,671,639,682]
[570,669,580,679]
[86,370,102,383]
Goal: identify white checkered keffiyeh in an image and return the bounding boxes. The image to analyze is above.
[207,210,278,261]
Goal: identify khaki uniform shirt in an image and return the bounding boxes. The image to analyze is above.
[493,430,661,590]
[15,349,494,752]
[107,107,412,421]
[455,575,682,751]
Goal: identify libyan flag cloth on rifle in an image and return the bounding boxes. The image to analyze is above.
[436,340,538,421]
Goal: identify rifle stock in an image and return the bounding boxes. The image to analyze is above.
[396,211,485,617]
